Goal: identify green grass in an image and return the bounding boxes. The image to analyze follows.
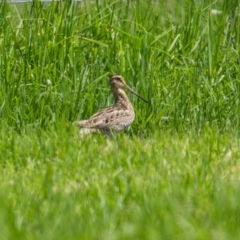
[0,0,240,239]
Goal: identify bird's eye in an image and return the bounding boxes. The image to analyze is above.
[116,77,121,81]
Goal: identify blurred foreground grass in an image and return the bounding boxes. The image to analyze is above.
[0,128,240,239]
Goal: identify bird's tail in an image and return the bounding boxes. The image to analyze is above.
[73,121,98,135]
[74,120,88,127]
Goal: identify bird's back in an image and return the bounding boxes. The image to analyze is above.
[75,103,135,135]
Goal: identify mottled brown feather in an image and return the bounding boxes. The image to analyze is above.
[74,74,148,135]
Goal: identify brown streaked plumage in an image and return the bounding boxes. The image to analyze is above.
[74,74,148,136]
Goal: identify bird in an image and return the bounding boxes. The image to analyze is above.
[74,74,148,136]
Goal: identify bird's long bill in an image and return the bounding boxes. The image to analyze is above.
[125,85,148,103]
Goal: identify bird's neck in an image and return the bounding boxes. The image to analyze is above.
[112,88,133,109]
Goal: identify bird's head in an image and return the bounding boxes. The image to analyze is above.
[110,74,148,103]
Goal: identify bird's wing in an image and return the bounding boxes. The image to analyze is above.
[76,106,134,131]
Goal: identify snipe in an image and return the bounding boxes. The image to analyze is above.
[74,74,148,135]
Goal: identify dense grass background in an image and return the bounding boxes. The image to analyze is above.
[0,0,240,239]
[0,0,239,133]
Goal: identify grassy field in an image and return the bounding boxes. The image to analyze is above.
[0,0,240,239]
